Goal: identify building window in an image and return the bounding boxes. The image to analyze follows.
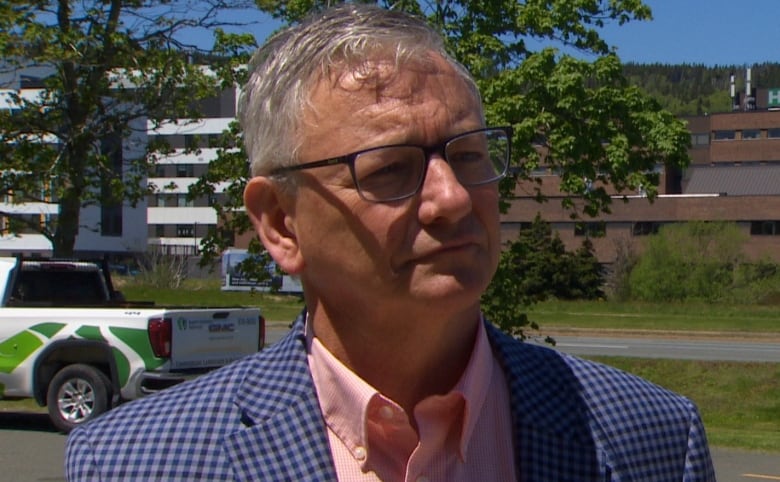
[517,222,533,231]
[632,221,661,236]
[742,129,761,140]
[194,89,237,118]
[182,134,222,149]
[197,95,223,118]
[219,228,235,247]
[768,128,780,139]
[574,222,606,237]
[155,225,165,237]
[713,130,735,140]
[177,194,193,207]
[99,130,123,237]
[176,164,195,177]
[750,221,780,235]
[150,134,185,149]
[101,205,123,237]
[176,224,194,237]
[690,133,709,146]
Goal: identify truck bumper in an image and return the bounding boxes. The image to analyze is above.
[138,371,204,395]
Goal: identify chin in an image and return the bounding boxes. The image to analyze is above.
[410,271,490,303]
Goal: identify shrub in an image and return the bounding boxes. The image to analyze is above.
[626,221,774,303]
[130,251,189,289]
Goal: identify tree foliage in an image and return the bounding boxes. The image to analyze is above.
[628,221,747,302]
[0,0,258,256]
[198,0,691,333]
[482,214,603,337]
[622,62,780,116]
[623,222,780,304]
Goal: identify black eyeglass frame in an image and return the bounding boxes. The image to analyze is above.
[269,126,514,203]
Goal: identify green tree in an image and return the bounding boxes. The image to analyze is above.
[509,214,570,302]
[629,221,747,302]
[482,214,558,339]
[482,214,603,337]
[199,0,691,332]
[621,62,780,116]
[566,237,604,300]
[606,237,639,301]
[0,1,258,256]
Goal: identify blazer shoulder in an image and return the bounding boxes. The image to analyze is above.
[65,327,316,481]
[487,323,695,412]
[487,325,713,480]
[72,328,308,439]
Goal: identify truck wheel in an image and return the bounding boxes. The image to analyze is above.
[46,364,111,433]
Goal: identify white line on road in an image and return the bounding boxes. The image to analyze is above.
[742,474,780,481]
[556,343,629,349]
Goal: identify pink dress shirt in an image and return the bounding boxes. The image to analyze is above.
[307,318,516,482]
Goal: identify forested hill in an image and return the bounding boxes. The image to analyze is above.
[622,62,780,116]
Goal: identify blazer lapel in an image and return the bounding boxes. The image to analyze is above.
[222,315,339,482]
[220,317,609,481]
[487,323,610,481]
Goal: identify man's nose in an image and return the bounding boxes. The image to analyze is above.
[417,155,472,223]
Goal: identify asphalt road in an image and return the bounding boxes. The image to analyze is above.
[267,323,780,362]
[530,334,780,362]
[0,412,67,482]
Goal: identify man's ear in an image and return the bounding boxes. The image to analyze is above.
[244,177,304,275]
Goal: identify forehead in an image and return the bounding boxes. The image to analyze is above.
[299,53,482,155]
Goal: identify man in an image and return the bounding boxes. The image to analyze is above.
[66,4,715,481]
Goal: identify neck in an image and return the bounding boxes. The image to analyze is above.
[307,302,481,414]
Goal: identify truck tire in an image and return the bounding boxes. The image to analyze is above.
[46,364,112,433]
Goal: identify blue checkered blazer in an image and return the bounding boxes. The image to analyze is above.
[66,314,715,481]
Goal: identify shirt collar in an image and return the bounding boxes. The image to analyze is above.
[306,320,375,463]
[306,314,495,462]
[451,315,493,459]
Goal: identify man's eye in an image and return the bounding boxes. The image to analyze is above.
[359,160,414,183]
[449,150,487,164]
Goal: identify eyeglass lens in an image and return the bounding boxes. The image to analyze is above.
[352,129,509,202]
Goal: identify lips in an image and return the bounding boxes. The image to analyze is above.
[406,236,483,264]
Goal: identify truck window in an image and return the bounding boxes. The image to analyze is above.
[14,270,109,305]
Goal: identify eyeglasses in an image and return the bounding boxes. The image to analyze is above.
[270,126,513,203]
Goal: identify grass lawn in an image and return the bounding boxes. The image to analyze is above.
[118,278,780,334]
[116,277,305,322]
[526,299,780,335]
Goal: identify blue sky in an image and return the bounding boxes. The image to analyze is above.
[598,0,780,66]
[214,1,780,67]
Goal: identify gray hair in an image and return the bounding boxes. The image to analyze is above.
[238,3,481,177]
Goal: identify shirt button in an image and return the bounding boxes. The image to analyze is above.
[354,446,367,461]
[379,405,394,420]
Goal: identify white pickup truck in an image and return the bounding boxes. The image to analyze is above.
[0,257,264,432]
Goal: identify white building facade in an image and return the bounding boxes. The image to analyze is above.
[1,67,239,259]
[145,87,239,256]
[0,70,148,258]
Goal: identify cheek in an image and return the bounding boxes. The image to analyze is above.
[474,189,502,245]
[362,208,407,251]
[353,205,413,272]
[472,185,500,219]
[302,200,404,265]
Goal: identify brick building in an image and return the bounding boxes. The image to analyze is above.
[501,83,780,264]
